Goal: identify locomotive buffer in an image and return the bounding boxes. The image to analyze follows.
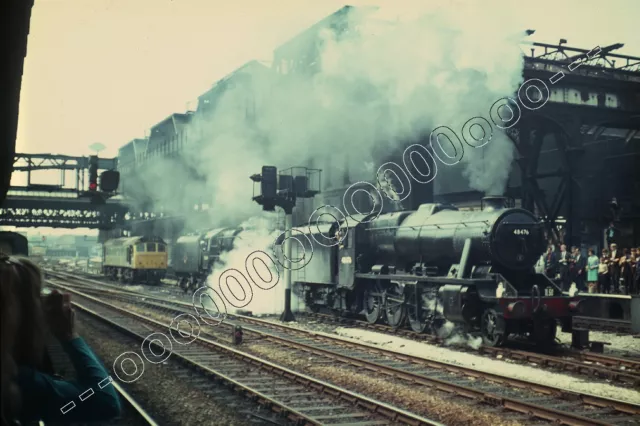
[251,166,319,322]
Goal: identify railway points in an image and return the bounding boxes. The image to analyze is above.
[45,274,640,425]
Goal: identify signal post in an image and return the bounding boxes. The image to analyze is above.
[251,166,320,322]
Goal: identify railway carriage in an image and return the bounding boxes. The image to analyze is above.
[102,236,167,284]
[294,197,580,347]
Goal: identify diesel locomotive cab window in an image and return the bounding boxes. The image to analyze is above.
[136,244,145,252]
[146,243,156,252]
[158,244,166,252]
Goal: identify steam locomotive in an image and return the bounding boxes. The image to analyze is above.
[293,197,579,346]
[172,228,243,292]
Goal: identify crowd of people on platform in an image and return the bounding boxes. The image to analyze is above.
[537,242,640,295]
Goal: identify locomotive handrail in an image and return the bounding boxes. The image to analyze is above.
[365,220,491,232]
[531,284,542,312]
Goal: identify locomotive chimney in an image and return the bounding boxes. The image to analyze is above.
[481,196,507,211]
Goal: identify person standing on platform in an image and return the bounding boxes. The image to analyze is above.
[572,247,587,292]
[586,248,599,294]
[544,244,558,279]
[599,249,611,294]
[573,247,587,292]
[558,244,571,291]
[620,248,634,295]
[609,243,621,293]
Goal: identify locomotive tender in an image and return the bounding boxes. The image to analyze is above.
[102,236,167,284]
[294,196,578,346]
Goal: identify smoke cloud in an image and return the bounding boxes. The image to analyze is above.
[123,2,527,228]
[204,214,290,316]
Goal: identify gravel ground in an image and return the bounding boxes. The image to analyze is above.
[75,312,279,426]
[111,303,532,425]
[84,298,640,425]
[331,327,640,404]
[256,316,640,404]
[246,344,524,426]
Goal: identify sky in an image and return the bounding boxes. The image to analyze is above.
[16,0,639,159]
[8,0,639,235]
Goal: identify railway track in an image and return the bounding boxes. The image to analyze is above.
[47,277,640,425]
[301,312,640,383]
[46,270,640,386]
[49,281,441,426]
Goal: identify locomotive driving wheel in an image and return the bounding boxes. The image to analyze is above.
[407,292,429,333]
[481,308,506,347]
[384,285,406,328]
[363,284,383,324]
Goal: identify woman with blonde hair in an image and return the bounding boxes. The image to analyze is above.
[0,254,121,425]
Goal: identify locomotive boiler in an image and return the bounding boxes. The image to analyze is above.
[295,197,579,346]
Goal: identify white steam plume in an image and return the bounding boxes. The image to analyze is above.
[127,2,527,227]
[205,214,289,316]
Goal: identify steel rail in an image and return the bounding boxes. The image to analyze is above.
[111,381,160,426]
[55,282,442,426]
[47,278,640,426]
[47,271,640,384]
[303,312,640,381]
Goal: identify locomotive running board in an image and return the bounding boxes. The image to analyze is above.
[354,272,488,285]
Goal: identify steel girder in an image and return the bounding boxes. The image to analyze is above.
[509,107,639,247]
[0,196,129,229]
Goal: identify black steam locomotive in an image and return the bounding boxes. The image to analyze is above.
[172,227,242,292]
[294,197,579,346]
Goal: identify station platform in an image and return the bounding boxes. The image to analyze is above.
[564,292,640,335]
